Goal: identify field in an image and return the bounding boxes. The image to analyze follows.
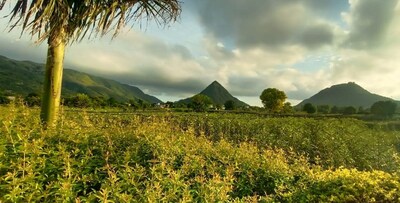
[1,105,400,202]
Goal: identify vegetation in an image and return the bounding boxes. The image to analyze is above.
[303,103,316,114]
[260,88,287,113]
[0,105,400,202]
[0,95,10,105]
[317,105,330,114]
[371,100,398,118]
[343,106,357,115]
[1,0,181,125]
[224,100,236,110]
[188,94,213,112]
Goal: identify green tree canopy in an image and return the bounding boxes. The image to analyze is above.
[224,100,236,110]
[343,106,357,115]
[303,103,316,114]
[317,105,330,114]
[189,94,213,112]
[371,101,397,118]
[282,102,293,114]
[259,88,287,113]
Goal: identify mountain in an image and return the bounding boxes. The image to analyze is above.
[177,81,248,107]
[0,55,162,103]
[296,82,399,108]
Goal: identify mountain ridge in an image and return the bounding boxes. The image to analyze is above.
[176,81,248,107]
[0,55,162,103]
[296,82,399,108]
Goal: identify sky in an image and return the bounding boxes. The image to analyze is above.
[1,0,400,106]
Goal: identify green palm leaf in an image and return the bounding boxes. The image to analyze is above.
[2,0,181,43]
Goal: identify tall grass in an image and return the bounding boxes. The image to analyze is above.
[0,105,399,202]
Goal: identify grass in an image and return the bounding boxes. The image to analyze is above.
[1,105,400,202]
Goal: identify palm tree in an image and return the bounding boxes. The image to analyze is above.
[0,0,181,126]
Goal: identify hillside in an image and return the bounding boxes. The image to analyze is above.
[0,55,161,103]
[296,82,399,108]
[176,81,248,107]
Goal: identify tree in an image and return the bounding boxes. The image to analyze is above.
[330,106,340,114]
[317,105,330,114]
[303,103,316,114]
[224,100,236,110]
[343,106,357,115]
[371,101,397,118]
[259,88,287,113]
[189,94,213,112]
[165,101,174,108]
[64,94,92,108]
[107,97,119,107]
[282,102,293,113]
[1,0,181,126]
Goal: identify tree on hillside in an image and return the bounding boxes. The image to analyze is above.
[343,106,357,115]
[1,0,181,126]
[224,100,236,110]
[330,106,340,114]
[317,105,330,114]
[64,93,92,108]
[303,103,316,114]
[259,88,287,113]
[189,94,213,112]
[371,101,397,118]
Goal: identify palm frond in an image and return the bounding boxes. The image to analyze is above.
[0,0,181,44]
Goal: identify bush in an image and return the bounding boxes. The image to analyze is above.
[303,103,316,114]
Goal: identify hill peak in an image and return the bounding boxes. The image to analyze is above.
[297,82,395,108]
[209,80,223,87]
[176,81,248,107]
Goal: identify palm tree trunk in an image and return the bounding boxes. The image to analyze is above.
[40,28,66,126]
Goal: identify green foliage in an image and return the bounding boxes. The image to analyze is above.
[64,93,92,108]
[224,100,236,110]
[330,106,340,114]
[24,93,41,107]
[2,0,181,44]
[1,106,400,202]
[0,95,10,105]
[282,102,294,113]
[303,103,316,114]
[317,105,330,114]
[371,100,397,118]
[343,106,357,115]
[260,88,287,113]
[189,94,213,112]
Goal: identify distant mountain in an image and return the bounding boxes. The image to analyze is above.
[177,81,248,107]
[0,55,162,103]
[296,82,399,108]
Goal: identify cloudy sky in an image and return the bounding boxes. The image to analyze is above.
[1,0,400,106]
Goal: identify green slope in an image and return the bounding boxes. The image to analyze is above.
[177,81,248,107]
[0,55,162,103]
[296,82,399,108]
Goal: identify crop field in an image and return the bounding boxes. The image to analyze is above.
[1,105,400,202]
